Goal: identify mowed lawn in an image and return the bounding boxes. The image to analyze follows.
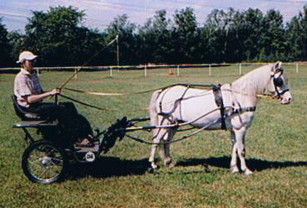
[0,64,306,208]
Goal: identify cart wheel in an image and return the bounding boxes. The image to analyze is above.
[22,140,67,184]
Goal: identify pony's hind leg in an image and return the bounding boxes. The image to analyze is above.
[149,128,167,170]
[161,127,177,167]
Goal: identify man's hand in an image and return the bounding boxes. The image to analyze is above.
[50,88,61,96]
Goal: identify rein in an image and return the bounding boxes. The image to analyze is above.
[64,84,277,100]
[62,83,273,114]
[64,83,214,96]
[58,94,111,111]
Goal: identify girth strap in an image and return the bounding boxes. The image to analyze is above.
[212,84,226,130]
[233,106,256,114]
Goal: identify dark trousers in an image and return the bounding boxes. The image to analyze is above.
[23,102,92,143]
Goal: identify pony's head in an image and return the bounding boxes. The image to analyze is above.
[267,62,292,104]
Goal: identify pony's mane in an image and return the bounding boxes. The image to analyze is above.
[231,64,272,96]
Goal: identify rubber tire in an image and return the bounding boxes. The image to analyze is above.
[22,140,67,184]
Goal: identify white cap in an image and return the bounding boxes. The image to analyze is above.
[17,51,38,63]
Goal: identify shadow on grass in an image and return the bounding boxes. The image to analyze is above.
[176,156,307,172]
[67,156,150,180]
[67,155,307,181]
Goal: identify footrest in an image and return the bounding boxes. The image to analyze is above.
[74,142,99,153]
[13,120,58,128]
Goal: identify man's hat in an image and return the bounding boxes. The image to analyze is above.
[17,51,38,63]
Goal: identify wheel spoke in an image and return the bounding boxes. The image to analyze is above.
[28,159,43,168]
[51,157,64,166]
[40,167,49,178]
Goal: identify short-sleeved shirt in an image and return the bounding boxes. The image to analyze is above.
[14,68,43,107]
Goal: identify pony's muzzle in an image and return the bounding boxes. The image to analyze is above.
[280,91,292,104]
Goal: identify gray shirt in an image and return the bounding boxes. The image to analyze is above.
[14,68,43,107]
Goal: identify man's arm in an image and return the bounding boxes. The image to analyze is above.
[26,88,60,103]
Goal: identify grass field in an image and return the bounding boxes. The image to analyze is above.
[0,64,306,208]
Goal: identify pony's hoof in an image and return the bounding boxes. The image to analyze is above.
[166,162,175,168]
[148,165,159,174]
[148,167,157,174]
[164,158,172,167]
[150,163,159,170]
[244,169,253,175]
[230,166,240,173]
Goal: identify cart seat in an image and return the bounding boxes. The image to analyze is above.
[11,95,41,121]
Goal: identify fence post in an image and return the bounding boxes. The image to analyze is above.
[110,67,113,77]
[209,64,212,76]
[177,65,180,76]
[239,63,242,75]
[144,65,147,77]
[74,67,78,79]
[296,63,299,73]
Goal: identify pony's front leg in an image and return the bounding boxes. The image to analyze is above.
[230,130,239,173]
[232,128,253,175]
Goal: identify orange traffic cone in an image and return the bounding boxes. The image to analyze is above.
[168,68,174,75]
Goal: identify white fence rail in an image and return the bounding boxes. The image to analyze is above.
[1,62,305,77]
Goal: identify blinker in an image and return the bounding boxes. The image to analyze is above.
[273,76,283,87]
[272,68,284,87]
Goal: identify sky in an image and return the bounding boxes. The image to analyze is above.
[0,0,306,32]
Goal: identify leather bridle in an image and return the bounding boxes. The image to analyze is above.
[271,68,289,98]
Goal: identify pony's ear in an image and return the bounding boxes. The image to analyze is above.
[272,61,282,73]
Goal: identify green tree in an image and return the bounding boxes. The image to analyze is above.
[7,31,24,63]
[105,14,137,65]
[285,5,307,61]
[171,7,200,63]
[5,5,307,66]
[240,8,265,61]
[202,8,239,62]
[0,18,12,67]
[223,8,243,62]
[23,6,104,66]
[260,10,286,61]
[139,10,172,64]
[201,8,287,63]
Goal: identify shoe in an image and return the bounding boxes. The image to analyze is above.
[75,138,94,147]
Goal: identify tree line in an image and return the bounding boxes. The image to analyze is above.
[0,5,307,67]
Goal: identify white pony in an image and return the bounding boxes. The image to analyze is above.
[148,62,292,175]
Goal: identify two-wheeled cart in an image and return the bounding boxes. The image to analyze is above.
[13,114,142,184]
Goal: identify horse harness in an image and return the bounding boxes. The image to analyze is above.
[213,84,256,130]
[212,84,227,129]
[213,68,288,129]
[271,68,289,98]
[157,83,256,131]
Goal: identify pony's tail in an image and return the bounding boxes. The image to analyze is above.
[149,90,161,132]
